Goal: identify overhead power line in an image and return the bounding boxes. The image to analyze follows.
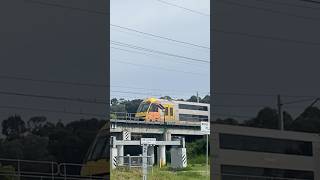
[113,59,207,76]
[217,0,320,22]
[0,91,107,104]
[0,74,209,95]
[0,105,106,118]
[154,0,210,17]
[251,0,320,10]
[213,28,320,46]
[111,40,210,63]
[301,0,320,5]
[111,46,201,65]
[111,24,210,50]
[24,0,108,15]
[0,75,108,88]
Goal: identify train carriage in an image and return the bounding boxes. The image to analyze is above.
[135,97,210,123]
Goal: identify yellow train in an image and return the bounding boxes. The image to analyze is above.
[135,97,210,123]
[81,122,109,178]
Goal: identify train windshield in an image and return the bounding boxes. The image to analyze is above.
[88,135,109,161]
[137,102,150,113]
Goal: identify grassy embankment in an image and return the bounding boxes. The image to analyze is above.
[111,164,209,180]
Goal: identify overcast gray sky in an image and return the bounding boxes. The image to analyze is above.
[213,0,320,120]
[110,0,210,100]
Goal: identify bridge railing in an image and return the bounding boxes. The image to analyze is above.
[110,112,137,121]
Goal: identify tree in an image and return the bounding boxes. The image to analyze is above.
[123,99,143,113]
[2,115,26,140]
[215,118,239,125]
[110,98,118,105]
[27,116,47,133]
[160,96,172,100]
[187,95,199,102]
[289,107,320,133]
[200,95,210,103]
[244,107,279,129]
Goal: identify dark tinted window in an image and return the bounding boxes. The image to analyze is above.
[149,104,158,112]
[220,133,313,156]
[170,107,173,116]
[179,114,208,121]
[221,165,314,180]
[165,107,169,116]
[178,104,208,111]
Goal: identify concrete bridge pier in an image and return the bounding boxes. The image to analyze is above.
[170,137,187,169]
[148,146,155,165]
[157,131,171,167]
[110,136,118,169]
[117,145,124,165]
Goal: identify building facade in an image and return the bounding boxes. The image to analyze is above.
[211,124,320,180]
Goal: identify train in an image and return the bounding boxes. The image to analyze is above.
[135,97,210,123]
[80,122,110,178]
[80,97,209,177]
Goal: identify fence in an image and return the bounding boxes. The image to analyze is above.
[116,155,153,169]
[0,158,107,180]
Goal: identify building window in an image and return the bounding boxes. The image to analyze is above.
[219,133,313,156]
[170,107,173,116]
[178,104,208,111]
[179,114,208,121]
[165,107,169,116]
[221,165,314,180]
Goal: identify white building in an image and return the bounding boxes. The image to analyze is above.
[211,124,320,180]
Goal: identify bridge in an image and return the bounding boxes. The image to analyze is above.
[110,119,203,135]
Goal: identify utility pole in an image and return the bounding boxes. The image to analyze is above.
[197,91,199,103]
[277,94,284,130]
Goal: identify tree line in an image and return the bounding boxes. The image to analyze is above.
[216,106,320,133]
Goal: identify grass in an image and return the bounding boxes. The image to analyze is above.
[111,164,209,180]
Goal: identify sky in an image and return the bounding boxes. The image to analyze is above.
[110,0,210,100]
[213,0,320,120]
[0,0,107,124]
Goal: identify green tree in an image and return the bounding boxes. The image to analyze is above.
[27,116,47,133]
[289,107,320,133]
[2,115,26,140]
[244,107,279,129]
[187,95,199,102]
[200,95,210,103]
[215,118,239,125]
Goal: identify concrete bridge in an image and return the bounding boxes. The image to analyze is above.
[110,119,204,136]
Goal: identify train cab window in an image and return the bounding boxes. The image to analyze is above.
[170,107,173,116]
[165,107,169,116]
[149,104,158,112]
[139,103,150,112]
[90,136,108,160]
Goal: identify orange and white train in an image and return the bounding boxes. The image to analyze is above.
[135,97,210,123]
